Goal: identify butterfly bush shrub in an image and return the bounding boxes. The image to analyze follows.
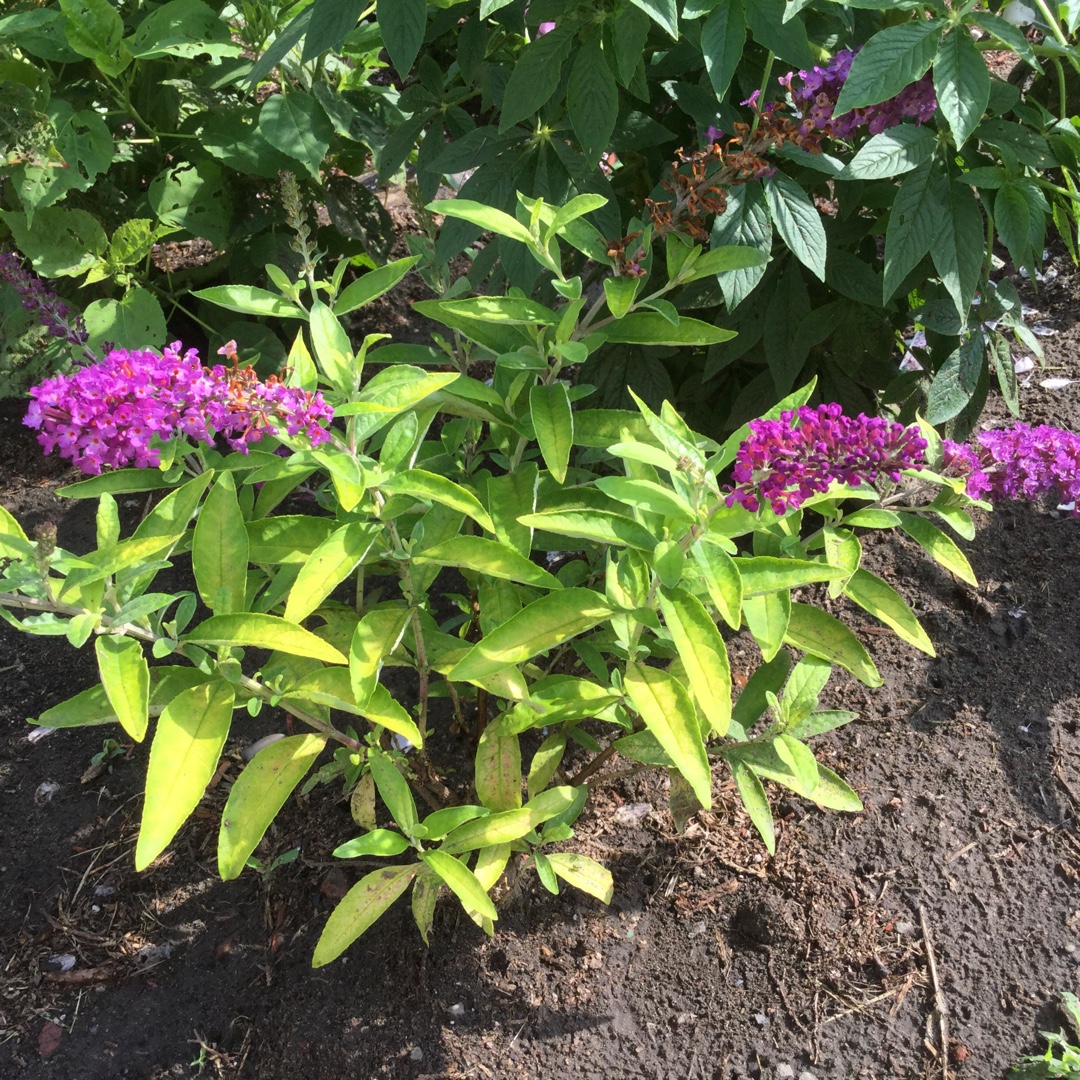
[5,199,1075,968]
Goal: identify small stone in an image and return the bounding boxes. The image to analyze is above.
[895,921,915,936]
[448,1002,465,1018]
[775,1065,795,1079]
[409,1047,423,1062]
[755,1013,769,1026]
[799,1072,820,1080]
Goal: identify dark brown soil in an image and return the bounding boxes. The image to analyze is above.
[2,262,1080,1080]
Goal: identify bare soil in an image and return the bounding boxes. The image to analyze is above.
[2,261,1080,1080]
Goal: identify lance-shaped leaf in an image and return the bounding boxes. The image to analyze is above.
[312,864,416,966]
[475,727,522,811]
[691,540,742,629]
[735,556,846,597]
[218,733,326,879]
[58,534,181,600]
[95,634,149,742]
[192,471,248,613]
[449,589,614,682]
[547,852,614,904]
[422,849,498,921]
[410,864,441,945]
[413,536,561,590]
[182,613,347,664]
[743,591,791,662]
[783,603,881,687]
[897,513,977,586]
[135,680,235,871]
[308,299,354,392]
[517,509,658,551]
[729,756,775,853]
[368,749,418,836]
[332,829,411,858]
[380,469,495,533]
[439,808,535,855]
[658,587,732,736]
[334,255,422,315]
[595,477,697,524]
[530,383,574,484]
[284,521,378,624]
[624,662,712,809]
[349,606,411,711]
[842,568,936,656]
[246,515,337,563]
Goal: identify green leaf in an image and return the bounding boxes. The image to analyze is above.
[475,727,522,811]
[934,28,989,150]
[546,852,614,904]
[517,509,658,551]
[841,124,936,181]
[897,513,977,586]
[258,93,333,180]
[742,590,791,662]
[147,161,232,247]
[284,522,378,624]
[702,0,745,101]
[968,13,1041,73]
[183,613,348,664]
[59,0,126,73]
[691,540,742,629]
[410,865,440,945]
[882,157,949,302]
[624,662,712,809]
[731,649,791,731]
[312,865,416,966]
[678,245,768,283]
[658,588,732,736]
[995,183,1032,270]
[736,556,845,597]
[842,568,935,656]
[530,383,574,484]
[333,256,422,315]
[94,635,149,742]
[218,733,326,879]
[130,0,238,59]
[135,681,234,871]
[0,207,106,278]
[595,477,697,523]
[567,29,618,162]
[783,602,882,687]
[192,472,249,614]
[194,285,306,321]
[423,849,498,920]
[368,749,419,835]
[380,470,495,533]
[604,276,640,320]
[349,607,411,711]
[301,0,367,61]
[439,808,535,855]
[333,829,410,858]
[527,731,567,800]
[834,20,945,115]
[427,199,537,249]
[925,331,984,425]
[602,312,736,345]
[627,0,678,38]
[449,589,614,682]
[729,757,774,853]
[931,181,983,319]
[499,22,576,130]
[712,183,771,309]
[764,172,826,281]
[84,287,167,353]
[376,0,425,76]
[308,299,354,392]
[808,763,862,811]
[246,515,337,563]
[744,0,814,67]
[413,536,561,590]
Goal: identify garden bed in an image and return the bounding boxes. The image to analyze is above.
[2,262,1080,1080]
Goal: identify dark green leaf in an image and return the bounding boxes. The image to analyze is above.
[376,0,425,76]
[702,0,744,102]
[764,171,826,281]
[882,157,948,302]
[567,29,618,162]
[834,20,944,115]
[934,28,989,150]
[931,181,983,319]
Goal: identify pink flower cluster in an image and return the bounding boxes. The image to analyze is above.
[945,425,1080,510]
[726,403,928,515]
[779,49,937,140]
[24,342,332,475]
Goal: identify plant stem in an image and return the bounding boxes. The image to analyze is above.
[1031,0,1070,48]
[750,51,776,135]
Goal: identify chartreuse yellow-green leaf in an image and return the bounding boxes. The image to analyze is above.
[182,612,347,664]
[136,680,235,871]
[475,727,522,811]
[783,603,882,687]
[743,591,791,662]
[422,848,498,921]
[94,634,149,742]
[897,512,977,586]
[449,589,614,682]
[413,536,561,590]
[623,662,712,810]
[658,587,732,737]
[842,568,936,656]
[530,382,574,483]
[380,469,495,533]
[218,733,326,879]
[735,556,846,597]
[284,521,378,624]
[192,471,248,613]
[547,852,613,904]
[691,540,741,629]
[349,606,411,711]
[312,864,416,967]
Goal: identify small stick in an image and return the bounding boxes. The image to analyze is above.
[920,904,950,1080]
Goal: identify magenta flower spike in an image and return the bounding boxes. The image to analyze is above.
[726,403,928,515]
[25,342,333,475]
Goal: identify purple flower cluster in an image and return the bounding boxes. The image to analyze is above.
[0,251,90,353]
[779,49,937,139]
[726,403,928,515]
[25,342,332,475]
[946,425,1080,510]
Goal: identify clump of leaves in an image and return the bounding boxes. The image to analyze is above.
[1010,992,1080,1078]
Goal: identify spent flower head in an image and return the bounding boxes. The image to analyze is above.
[0,251,90,354]
[726,403,928,515]
[25,341,332,475]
